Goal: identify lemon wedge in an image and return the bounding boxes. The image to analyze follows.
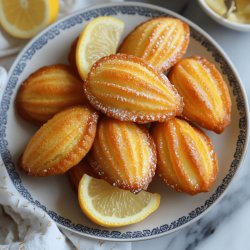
[78,174,160,228]
[76,16,125,80]
[0,0,59,39]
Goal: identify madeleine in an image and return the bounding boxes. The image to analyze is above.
[68,158,98,192]
[119,17,190,71]
[152,118,218,195]
[16,64,87,125]
[168,56,231,133]
[87,117,157,193]
[20,106,98,176]
[84,53,183,123]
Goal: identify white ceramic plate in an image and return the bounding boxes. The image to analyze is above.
[0,2,249,241]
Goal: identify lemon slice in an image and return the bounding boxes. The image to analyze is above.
[76,16,125,80]
[78,174,160,227]
[0,0,59,39]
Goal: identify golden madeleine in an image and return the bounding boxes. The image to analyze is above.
[119,17,190,71]
[16,64,87,125]
[84,54,183,123]
[20,106,98,176]
[68,158,99,192]
[87,117,157,193]
[152,118,218,195]
[168,56,231,133]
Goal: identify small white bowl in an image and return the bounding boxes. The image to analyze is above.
[198,0,250,32]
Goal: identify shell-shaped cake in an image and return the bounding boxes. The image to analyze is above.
[84,54,183,123]
[87,118,157,193]
[20,106,99,176]
[119,17,190,71]
[16,64,87,125]
[168,56,231,133]
[68,159,98,192]
[152,118,218,195]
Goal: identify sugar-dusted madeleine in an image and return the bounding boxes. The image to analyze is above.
[152,118,218,195]
[168,56,231,133]
[87,117,157,193]
[68,158,99,192]
[19,106,99,176]
[119,17,190,71]
[84,54,183,123]
[16,64,87,125]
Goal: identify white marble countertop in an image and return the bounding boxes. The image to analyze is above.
[0,1,250,249]
[133,1,250,250]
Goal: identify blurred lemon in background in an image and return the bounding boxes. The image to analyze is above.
[0,0,59,39]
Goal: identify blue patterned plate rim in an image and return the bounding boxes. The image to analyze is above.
[0,2,249,241]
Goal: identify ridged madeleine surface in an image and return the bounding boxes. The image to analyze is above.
[16,64,87,125]
[152,118,218,195]
[68,158,99,192]
[168,57,231,133]
[84,54,183,123]
[87,118,157,193]
[119,17,190,71]
[20,106,98,176]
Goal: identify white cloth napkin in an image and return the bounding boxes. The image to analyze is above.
[0,151,131,250]
[0,0,131,249]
